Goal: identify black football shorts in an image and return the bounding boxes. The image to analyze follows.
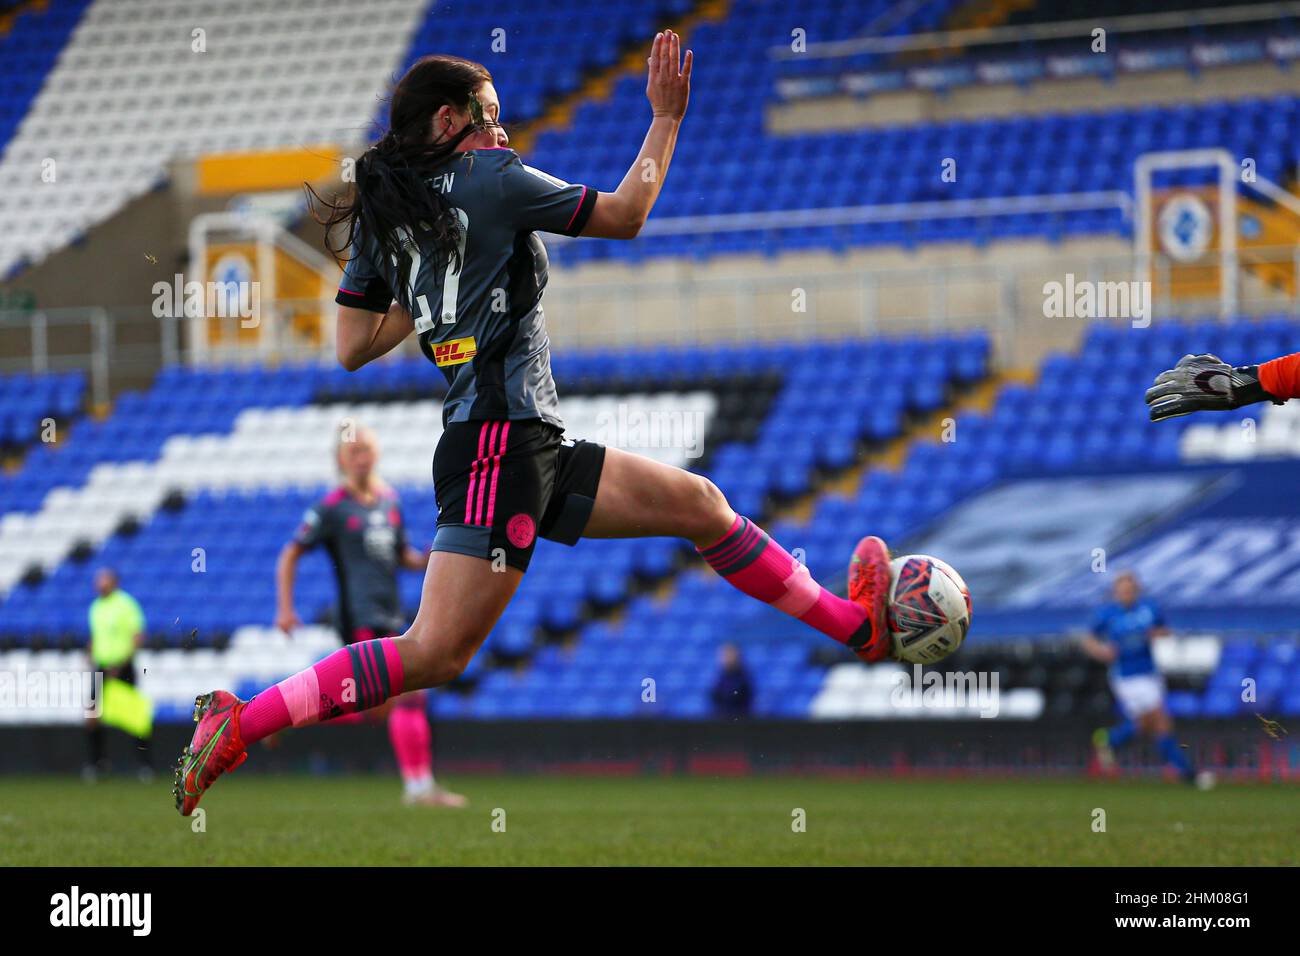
[431,419,606,572]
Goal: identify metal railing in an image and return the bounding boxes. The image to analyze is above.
[541,244,1300,358]
[3,244,1300,400]
[770,2,1300,60]
[0,308,175,407]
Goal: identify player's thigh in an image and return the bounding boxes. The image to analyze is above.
[582,446,734,543]
[433,419,558,570]
[398,550,522,686]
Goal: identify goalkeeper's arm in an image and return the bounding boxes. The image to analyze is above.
[1260,352,1300,403]
[1145,352,1300,422]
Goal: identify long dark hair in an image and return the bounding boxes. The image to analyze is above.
[309,55,493,276]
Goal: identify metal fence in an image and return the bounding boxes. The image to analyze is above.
[2,243,1299,401]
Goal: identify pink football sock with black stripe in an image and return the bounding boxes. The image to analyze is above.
[240,637,404,745]
[698,515,867,643]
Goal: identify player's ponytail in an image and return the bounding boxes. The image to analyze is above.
[308,55,494,279]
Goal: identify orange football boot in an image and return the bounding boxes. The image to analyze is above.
[847,535,895,663]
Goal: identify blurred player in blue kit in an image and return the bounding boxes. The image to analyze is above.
[1083,571,1212,788]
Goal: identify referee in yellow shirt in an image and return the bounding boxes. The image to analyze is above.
[86,567,152,780]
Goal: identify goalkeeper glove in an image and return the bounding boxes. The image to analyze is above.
[1145,353,1281,422]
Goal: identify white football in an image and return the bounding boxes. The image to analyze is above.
[887,554,971,664]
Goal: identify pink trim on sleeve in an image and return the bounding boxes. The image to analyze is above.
[564,185,588,231]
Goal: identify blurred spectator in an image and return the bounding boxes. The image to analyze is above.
[85,567,153,781]
[710,642,753,717]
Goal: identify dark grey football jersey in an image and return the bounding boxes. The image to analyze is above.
[294,485,409,636]
[336,148,597,430]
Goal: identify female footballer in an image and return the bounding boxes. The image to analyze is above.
[1082,571,1206,786]
[274,422,465,807]
[176,31,894,814]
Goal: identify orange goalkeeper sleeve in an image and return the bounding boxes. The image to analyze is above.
[1258,352,1300,401]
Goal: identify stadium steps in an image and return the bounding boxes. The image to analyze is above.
[784,367,1022,517]
[588,357,1004,619]
[0,0,44,35]
[0,369,88,499]
[508,0,731,155]
[2,393,115,472]
[528,358,1005,717]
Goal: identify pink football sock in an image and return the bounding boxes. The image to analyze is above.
[387,695,433,784]
[698,515,867,643]
[322,712,368,726]
[241,637,405,745]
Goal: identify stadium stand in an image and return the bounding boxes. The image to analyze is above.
[1004,0,1268,28]
[935,316,1300,475]
[758,0,963,79]
[2,0,1299,777]
[0,369,84,455]
[773,0,1299,91]
[396,0,695,126]
[0,0,425,277]
[0,1,89,172]
[10,0,1298,277]
[0,331,986,721]
[0,0,694,279]
[525,315,1300,722]
[538,92,1294,262]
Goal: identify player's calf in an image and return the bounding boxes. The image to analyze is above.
[698,518,889,660]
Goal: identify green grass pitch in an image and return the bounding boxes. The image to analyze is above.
[2,774,1297,865]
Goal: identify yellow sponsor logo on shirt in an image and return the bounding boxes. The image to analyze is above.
[432,335,477,367]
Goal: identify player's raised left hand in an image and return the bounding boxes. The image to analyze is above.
[646,29,692,121]
[1145,353,1279,421]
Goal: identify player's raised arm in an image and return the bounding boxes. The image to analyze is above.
[581,30,693,239]
[1144,352,1292,421]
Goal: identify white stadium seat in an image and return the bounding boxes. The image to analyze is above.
[1182,401,1300,462]
[0,393,714,593]
[0,0,425,275]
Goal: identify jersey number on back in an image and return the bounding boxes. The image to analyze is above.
[393,210,469,335]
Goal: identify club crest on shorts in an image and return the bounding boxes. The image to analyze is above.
[506,513,536,548]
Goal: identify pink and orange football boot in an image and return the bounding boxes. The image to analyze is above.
[173,690,249,816]
[847,535,895,663]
